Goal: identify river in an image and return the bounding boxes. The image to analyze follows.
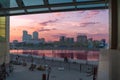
[10,49,99,61]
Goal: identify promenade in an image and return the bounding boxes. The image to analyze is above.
[6,54,98,80]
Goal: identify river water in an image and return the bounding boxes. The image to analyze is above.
[10,49,99,61]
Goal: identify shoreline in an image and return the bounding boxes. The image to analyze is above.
[10,53,99,65]
[10,47,100,51]
[10,49,99,62]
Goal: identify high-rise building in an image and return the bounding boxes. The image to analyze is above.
[33,31,38,40]
[76,35,87,43]
[99,39,106,48]
[22,30,28,42]
[66,37,74,43]
[22,30,32,42]
[59,36,66,42]
[27,34,32,40]
[88,38,93,48]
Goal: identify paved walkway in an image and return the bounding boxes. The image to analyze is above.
[6,63,93,80]
[6,54,96,80]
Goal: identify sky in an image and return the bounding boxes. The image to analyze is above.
[10,9,109,42]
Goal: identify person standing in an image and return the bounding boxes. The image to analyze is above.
[0,63,9,80]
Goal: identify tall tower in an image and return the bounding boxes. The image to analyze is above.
[33,31,38,40]
[22,30,28,42]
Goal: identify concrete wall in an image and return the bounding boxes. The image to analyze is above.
[0,43,8,64]
[97,49,120,80]
[97,49,110,80]
[0,17,9,64]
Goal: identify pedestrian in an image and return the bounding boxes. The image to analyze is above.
[0,63,9,80]
[64,57,68,63]
[16,55,20,64]
[9,63,14,73]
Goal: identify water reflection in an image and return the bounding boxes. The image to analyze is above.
[10,50,99,61]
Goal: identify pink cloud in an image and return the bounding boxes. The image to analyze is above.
[39,19,59,26]
[80,22,100,27]
[84,10,101,19]
[62,21,100,27]
[37,27,57,32]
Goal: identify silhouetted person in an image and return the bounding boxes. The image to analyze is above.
[29,63,36,71]
[29,64,33,71]
[29,55,34,64]
[22,59,27,66]
[0,63,9,80]
[93,66,98,80]
[42,54,45,60]
[16,55,20,64]
[64,57,68,63]
[8,63,14,73]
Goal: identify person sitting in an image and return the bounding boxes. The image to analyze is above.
[29,63,36,71]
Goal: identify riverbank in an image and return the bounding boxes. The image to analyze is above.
[10,49,99,61]
[10,47,100,51]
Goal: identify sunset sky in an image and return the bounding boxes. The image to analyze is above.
[10,9,109,42]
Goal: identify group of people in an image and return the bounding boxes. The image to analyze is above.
[0,62,14,80]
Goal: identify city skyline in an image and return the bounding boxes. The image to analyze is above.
[21,30,106,42]
[10,9,109,42]
[11,30,106,50]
